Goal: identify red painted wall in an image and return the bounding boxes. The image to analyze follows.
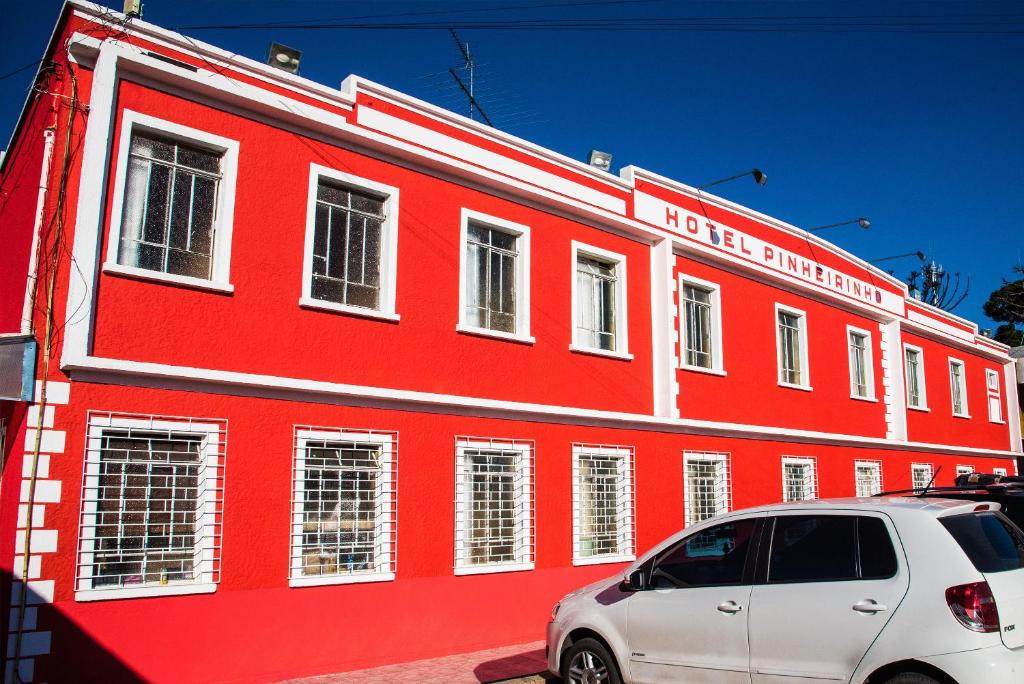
[674,254,888,436]
[903,331,1011,451]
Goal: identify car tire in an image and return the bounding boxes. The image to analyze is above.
[561,637,623,684]
[881,673,941,684]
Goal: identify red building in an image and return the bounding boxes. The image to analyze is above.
[1,2,1021,682]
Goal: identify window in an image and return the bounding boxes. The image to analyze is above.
[956,464,975,478]
[781,457,817,502]
[949,358,968,417]
[904,345,927,409]
[767,515,896,583]
[105,111,238,290]
[300,165,400,320]
[775,304,809,388]
[847,327,874,400]
[854,460,882,497]
[76,413,225,600]
[986,369,1003,423]
[458,210,532,342]
[940,512,1024,574]
[994,467,1008,477]
[571,242,629,357]
[683,452,731,527]
[911,463,934,490]
[290,427,397,587]
[572,445,635,563]
[454,438,534,573]
[679,275,723,373]
[650,518,757,589]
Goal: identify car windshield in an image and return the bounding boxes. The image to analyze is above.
[940,512,1024,574]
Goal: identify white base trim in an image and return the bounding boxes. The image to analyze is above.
[454,562,535,576]
[455,324,536,345]
[572,554,636,567]
[75,582,217,602]
[568,344,634,361]
[289,572,395,588]
[102,262,234,294]
[298,297,401,322]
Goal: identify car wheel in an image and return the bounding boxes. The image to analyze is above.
[561,637,623,684]
[882,673,940,684]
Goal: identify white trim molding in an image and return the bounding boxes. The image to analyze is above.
[570,241,631,359]
[903,343,928,411]
[571,443,636,565]
[846,325,876,401]
[678,273,724,375]
[947,356,970,418]
[774,302,811,391]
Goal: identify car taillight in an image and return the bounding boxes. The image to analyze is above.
[945,581,1000,633]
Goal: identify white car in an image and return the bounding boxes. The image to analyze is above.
[547,497,1024,684]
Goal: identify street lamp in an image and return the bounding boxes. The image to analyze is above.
[808,217,871,233]
[868,251,926,264]
[698,168,768,191]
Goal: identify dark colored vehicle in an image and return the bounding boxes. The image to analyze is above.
[877,472,1024,530]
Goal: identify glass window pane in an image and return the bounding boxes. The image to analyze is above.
[769,516,857,583]
[651,519,756,588]
[859,517,898,579]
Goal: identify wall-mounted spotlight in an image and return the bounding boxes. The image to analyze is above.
[698,168,767,191]
[588,150,613,172]
[808,217,871,233]
[266,42,301,74]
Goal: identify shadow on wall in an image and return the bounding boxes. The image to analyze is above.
[1,571,145,683]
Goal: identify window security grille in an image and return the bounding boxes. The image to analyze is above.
[950,361,966,415]
[290,428,397,584]
[911,463,934,490]
[777,310,803,385]
[906,348,924,407]
[849,332,870,398]
[576,257,617,351]
[683,284,714,368]
[310,182,385,309]
[465,223,518,333]
[572,445,634,562]
[986,370,1003,422]
[454,438,534,571]
[995,467,1008,477]
[118,132,222,280]
[76,413,225,593]
[855,460,883,497]
[956,465,975,477]
[782,457,817,502]
[683,452,731,528]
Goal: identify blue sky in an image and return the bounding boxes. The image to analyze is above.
[3,0,1022,330]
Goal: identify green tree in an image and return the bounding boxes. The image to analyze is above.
[983,266,1024,346]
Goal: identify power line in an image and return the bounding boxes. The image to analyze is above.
[0,59,44,82]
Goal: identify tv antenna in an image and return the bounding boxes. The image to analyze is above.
[448,29,493,127]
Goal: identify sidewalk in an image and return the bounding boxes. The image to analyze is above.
[279,640,553,683]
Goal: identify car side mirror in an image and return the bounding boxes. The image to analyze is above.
[621,568,647,592]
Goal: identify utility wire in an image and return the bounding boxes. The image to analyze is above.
[0,59,44,82]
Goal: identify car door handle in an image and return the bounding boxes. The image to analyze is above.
[717,601,744,614]
[852,599,887,614]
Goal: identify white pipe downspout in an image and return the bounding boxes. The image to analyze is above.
[21,127,57,335]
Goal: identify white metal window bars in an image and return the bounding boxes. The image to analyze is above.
[905,347,925,408]
[986,369,1003,422]
[995,467,1008,477]
[911,463,934,491]
[465,223,518,334]
[849,331,870,398]
[572,444,635,563]
[454,437,534,572]
[777,309,804,386]
[949,359,967,416]
[118,132,223,280]
[576,256,617,351]
[854,460,883,497]
[956,464,975,477]
[76,412,225,596]
[310,181,386,309]
[683,452,731,529]
[290,427,397,585]
[683,284,714,369]
[781,457,818,502]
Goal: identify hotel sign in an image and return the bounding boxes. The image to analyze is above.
[634,192,905,316]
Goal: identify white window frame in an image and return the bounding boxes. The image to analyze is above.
[911,463,934,490]
[678,273,725,375]
[298,165,401,322]
[457,209,534,344]
[289,427,397,588]
[570,242,631,360]
[985,369,1004,423]
[571,444,635,566]
[781,456,818,502]
[846,325,876,401]
[948,357,970,418]
[682,451,731,527]
[854,459,883,497]
[994,467,1008,477]
[76,412,225,601]
[904,343,929,411]
[956,464,975,477]
[774,303,811,390]
[454,437,535,575]
[103,110,239,294]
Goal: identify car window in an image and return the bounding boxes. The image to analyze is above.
[940,511,1024,573]
[651,518,757,588]
[768,516,857,583]
[858,516,898,579]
